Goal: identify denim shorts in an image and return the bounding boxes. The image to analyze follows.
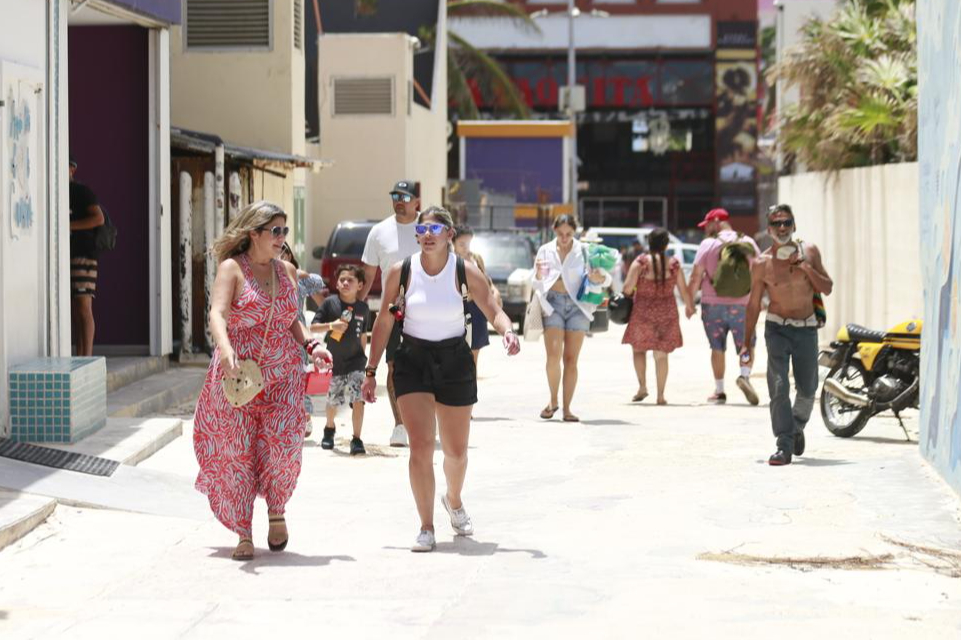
[543,290,590,332]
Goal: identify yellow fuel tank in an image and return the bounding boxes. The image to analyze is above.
[883,319,922,351]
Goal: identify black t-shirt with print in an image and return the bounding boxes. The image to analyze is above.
[312,296,369,375]
[69,181,99,258]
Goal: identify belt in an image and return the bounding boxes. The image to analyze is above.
[766,313,819,328]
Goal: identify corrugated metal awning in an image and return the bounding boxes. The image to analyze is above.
[171,127,333,171]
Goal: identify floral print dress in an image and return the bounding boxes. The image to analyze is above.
[622,255,684,353]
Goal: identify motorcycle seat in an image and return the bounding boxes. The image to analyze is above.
[846,324,886,343]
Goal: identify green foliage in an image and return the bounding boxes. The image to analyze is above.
[767,0,917,171]
[446,1,540,118]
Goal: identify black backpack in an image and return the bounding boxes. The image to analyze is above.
[397,255,472,347]
[93,206,118,253]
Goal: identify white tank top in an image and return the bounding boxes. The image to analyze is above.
[403,252,465,341]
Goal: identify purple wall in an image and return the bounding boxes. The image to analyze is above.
[69,26,150,349]
[464,138,564,203]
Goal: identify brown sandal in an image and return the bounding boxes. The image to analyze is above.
[232,538,254,561]
[631,391,649,402]
[563,414,580,423]
[267,515,288,552]
[539,405,559,419]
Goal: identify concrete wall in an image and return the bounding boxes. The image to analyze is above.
[918,0,961,494]
[307,27,447,260]
[777,163,923,342]
[169,0,305,156]
[0,0,71,436]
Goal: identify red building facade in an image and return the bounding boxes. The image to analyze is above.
[455,0,760,235]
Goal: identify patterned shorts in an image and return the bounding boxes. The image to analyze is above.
[701,303,755,352]
[70,257,98,298]
[327,370,365,407]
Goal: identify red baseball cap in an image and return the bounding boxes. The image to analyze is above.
[697,208,730,228]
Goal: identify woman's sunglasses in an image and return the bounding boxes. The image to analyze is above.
[415,223,448,236]
[769,219,795,229]
[259,225,290,237]
[391,193,413,203]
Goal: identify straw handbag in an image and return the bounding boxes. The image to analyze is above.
[523,292,544,342]
[222,263,276,408]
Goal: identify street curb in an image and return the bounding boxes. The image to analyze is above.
[0,493,56,552]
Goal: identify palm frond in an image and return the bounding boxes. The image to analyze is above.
[449,29,530,118]
[448,47,480,119]
[448,0,541,34]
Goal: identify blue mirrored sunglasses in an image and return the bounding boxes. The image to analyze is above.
[259,225,290,237]
[415,223,448,236]
[391,192,413,203]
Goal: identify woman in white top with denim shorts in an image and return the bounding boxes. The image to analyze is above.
[533,215,611,423]
[362,207,520,552]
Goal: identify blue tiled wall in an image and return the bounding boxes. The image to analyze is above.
[8,358,107,443]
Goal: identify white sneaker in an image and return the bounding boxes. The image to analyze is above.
[441,494,474,536]
[411,529,436,552]
[390,424,408,447]
[737,376,760,406]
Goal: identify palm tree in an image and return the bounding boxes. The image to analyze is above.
[442,1,541,119]
[767,0,916,171]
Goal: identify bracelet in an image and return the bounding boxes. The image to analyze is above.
[304,338,321,355]
[364,365,377,378]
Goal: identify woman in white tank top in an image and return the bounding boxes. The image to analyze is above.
[362,206,521,552]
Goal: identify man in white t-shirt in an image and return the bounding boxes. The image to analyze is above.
[688,208,761,406]
[360,180,421,447]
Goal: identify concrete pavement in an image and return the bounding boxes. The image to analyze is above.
[0,318,959,638]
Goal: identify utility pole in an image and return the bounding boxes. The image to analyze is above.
[567,0,578,218]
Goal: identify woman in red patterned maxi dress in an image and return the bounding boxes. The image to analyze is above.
[195,201,331,561]
[622,228,696,406]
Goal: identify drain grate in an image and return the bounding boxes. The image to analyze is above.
[0,439,119,477]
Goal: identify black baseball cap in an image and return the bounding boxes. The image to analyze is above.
[390,180,418,198]
[69,155,78,168]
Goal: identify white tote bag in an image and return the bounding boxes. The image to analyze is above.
[523,293,544,342]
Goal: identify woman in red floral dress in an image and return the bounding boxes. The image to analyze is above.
[195,201,331,561]
[622,228,696,405]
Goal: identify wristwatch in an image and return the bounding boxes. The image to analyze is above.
[364,365,377,378]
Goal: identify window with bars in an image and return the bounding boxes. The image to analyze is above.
[185,0,272,50]
[332,77,394,116]
[294,0,303,50]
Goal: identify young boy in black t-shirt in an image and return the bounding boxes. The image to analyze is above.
[311,265,369,455]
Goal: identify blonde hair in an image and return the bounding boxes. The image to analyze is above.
[212,200,287,264]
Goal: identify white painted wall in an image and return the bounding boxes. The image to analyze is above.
[307,28,448,257]
[775,0,838,118]
[777,163,922,342]
[0,0,71,436]
[169,0,305,155]
[448,14,711,51]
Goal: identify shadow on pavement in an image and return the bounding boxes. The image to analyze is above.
[581,419,632,426]
[853,436,917,446]
[471,417,510,423]
[207,547,356,574]
[384,537,547,559]
[756,458,852,467]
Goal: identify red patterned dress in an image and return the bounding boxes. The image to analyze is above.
[622,255,683,353]
[194,256,306,538]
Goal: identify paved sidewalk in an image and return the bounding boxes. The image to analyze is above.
[0,319,959,639]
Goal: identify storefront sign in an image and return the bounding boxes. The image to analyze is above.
[715,57,758,215]
[717,21,758,50]
[471,58,714,110]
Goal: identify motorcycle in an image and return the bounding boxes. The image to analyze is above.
[818,319,921,439]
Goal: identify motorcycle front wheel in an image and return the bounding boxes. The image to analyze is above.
[820,360,872,438]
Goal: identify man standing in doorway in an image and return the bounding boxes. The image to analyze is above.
[69,156,105,356]
[360,180,421,447]
[688,208,761,405]
[742,204,833,466]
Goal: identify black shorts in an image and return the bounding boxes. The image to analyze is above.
[393,334,477,407]
[386,323,402,363]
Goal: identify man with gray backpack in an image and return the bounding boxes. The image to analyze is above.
[688,208,760,405]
